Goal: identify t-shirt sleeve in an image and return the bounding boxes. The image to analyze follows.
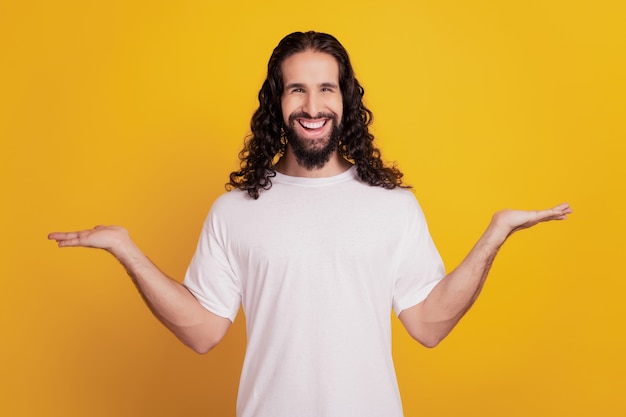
[182,208,242,322]
[392,196,446,315]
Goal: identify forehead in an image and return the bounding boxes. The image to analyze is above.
[281,50,339,86]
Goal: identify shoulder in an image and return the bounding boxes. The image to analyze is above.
[212,188,251,207]
[202,189,250,222]
[353,181,421,209]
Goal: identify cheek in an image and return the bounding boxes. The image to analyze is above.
[280,98,291,123]
[334,99,344,122]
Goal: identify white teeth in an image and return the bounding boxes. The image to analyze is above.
[300,120,325,129]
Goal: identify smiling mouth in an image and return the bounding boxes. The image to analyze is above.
[298,119,327,130]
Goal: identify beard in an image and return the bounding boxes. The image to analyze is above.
[283,112,343,171]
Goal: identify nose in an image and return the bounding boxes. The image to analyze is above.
[302,92,321,117]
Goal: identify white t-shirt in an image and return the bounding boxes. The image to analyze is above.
[183,166,445,417]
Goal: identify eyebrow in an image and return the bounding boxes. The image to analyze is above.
[284,82,339,90]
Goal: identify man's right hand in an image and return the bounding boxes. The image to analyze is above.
[48,225,131,254]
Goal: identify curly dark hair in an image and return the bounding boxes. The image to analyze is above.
[228,31,408,199]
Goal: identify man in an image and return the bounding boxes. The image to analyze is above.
[48,31,571,417]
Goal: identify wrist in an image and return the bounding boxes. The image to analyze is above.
[108,233,141,264]
[482,219,510,249]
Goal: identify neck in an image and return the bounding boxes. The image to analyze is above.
[275,147,352,178]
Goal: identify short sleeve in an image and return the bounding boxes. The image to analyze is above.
[392,197,446,315]
[182,209,242,322]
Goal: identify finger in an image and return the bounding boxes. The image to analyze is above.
[48,231,78,240]
[539,204,571,221]
[554,203,572,218]
[553,202,572,214]
[57,237,84,247]
[48,230,91,245]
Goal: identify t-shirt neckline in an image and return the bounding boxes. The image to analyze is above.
[272,165,357,186]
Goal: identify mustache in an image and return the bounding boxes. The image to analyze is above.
[288,111,338,123]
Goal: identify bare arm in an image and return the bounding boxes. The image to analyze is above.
[399,203,572,348]
[48,226,231,354]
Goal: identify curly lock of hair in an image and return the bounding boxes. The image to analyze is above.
[228,31,409,199]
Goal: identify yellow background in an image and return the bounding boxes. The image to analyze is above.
[1,0,624,416]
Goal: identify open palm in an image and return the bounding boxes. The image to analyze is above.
[48,225,130,251]
[493,203,572,237]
